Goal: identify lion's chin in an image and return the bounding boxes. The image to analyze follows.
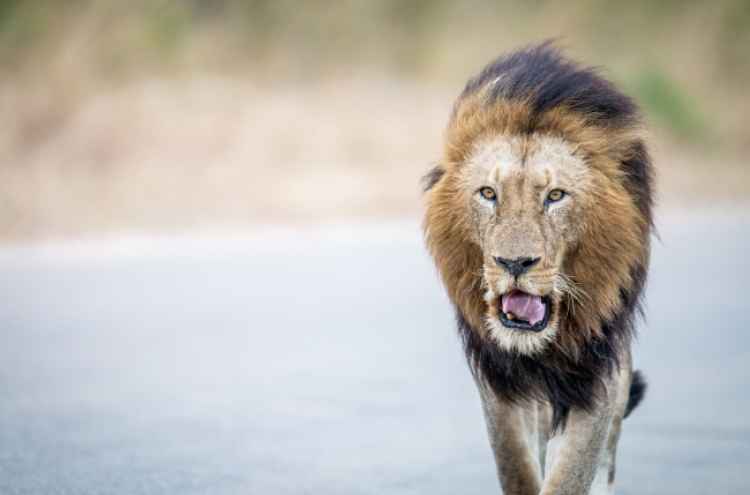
[485,289,559,354]
[499,292,552,333]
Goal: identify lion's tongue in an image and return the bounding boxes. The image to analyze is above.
[502,290,545,325]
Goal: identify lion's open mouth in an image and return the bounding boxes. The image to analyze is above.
[499,290,552,332]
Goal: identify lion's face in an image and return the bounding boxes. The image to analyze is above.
[425,45,652,371]
[461,134,593,354]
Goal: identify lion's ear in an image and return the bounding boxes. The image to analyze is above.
[422,165,446,192]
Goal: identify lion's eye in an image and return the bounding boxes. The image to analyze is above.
[547,189,565,203]
[479,187,497,201]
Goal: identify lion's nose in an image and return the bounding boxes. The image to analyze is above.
[493,256,540,279]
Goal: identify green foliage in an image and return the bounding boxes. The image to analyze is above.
[625,64,710,140]
[137,5,189,54]
[0,0,53,43]
[719,0,750,80]
[0,0,743,146]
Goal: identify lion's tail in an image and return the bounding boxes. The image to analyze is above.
[623,370,647,418]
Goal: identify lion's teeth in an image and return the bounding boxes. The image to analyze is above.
[506,312,516,320]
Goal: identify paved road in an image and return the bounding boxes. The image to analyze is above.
[1,210,749,494]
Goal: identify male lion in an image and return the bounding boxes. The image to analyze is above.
[423,43,652,495]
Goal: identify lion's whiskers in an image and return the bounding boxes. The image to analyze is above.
[555,273,590,314]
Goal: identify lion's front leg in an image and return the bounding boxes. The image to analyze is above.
[583,351,634,495]
[541,370,622,495]
[479,385,546,495]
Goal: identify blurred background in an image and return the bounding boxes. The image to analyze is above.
[1,2,750,495]
[0,0,748,238]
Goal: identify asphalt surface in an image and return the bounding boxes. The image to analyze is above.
[1,210,749,494]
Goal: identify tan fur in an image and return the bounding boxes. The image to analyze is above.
[478,359,630,495]
[479,385,544,495]
[424,93,649,356]
[423,55,651,494]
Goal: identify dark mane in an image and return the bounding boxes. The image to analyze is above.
[458,42,654,227]
[458,267,641,432]
[459,255,648,431]
[450,43,654,430]
[461,41,638,127]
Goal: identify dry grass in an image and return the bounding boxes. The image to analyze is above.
[1,0,749,238]
[0,75,451,237]
[0,73,747,239]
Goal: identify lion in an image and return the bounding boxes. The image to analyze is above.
[423,43,652,495]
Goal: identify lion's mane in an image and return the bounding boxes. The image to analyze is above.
[423,43,654,430]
